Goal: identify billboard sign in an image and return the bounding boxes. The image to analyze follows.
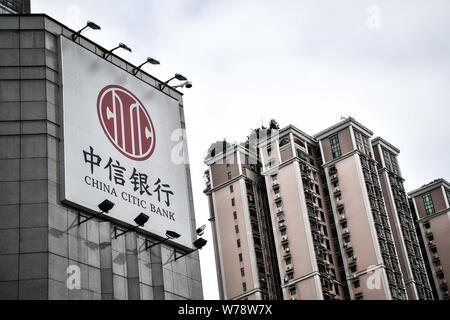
[59,36,193,248]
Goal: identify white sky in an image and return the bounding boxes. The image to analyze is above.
[32,0,450,300]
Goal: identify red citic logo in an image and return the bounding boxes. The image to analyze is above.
[97,85,156,161]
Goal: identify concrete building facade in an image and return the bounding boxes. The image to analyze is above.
[0,14,203,300]
[0,0,30,14]
[409,179,450,300]
[204,118,436,300]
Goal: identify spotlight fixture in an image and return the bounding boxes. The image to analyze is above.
[196,224,206,236]
[98,199,115,213]
[174,237,208,261]
[172,81,193,90]
[72,20,101,41]
[103,42,132,59]
[132,57,160,75]
[145,230,181,249]
[114,213,149,238]
[159,73,188,91]
[78,199,114,225]
[134,212,149,227]
[193,237,208,249]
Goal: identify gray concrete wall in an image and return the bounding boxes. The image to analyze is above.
[0,14,203,300]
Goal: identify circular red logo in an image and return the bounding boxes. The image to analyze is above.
[97,85,156,161]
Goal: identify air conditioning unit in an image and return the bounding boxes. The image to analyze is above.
[351,256,357,261]
[285,248,290,253]
[343,243,347,248]
[286,266,293,272]
[275,194,281,199]
[284,277,289,283]
[335,188,340,192]
[282,235,288,242]
[344,228,349,234]
[272,181,278,186]
[426,230,432,234]
[332,174,337,180]
[278,207,283,213]
[290,297,296,300]
[442,280,447,285]
[279,223,285,228]
[433,254,439,259]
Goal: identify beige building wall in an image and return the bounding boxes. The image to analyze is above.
[410,179,450,300]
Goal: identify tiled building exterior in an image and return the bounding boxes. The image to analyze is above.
[0,14,202,300]
[409,179,450,300]
[204,117,436,300]
[0,0,30,14]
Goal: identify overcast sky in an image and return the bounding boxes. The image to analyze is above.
[32,0,450,300]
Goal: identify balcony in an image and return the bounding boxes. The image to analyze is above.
[274,193,282,202]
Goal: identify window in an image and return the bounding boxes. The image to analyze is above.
[267,145,272,156]
[320,211,325,221]
[390,153,399,174]
[230,185,234,193]
[237,239,241,248]
[271,174,278,181]
[334,284,340,295]
[231,198,235,206]
[329,134,341,159]
[446,188,450,207]
[353,280,360,288]
[315,185,320,194]
[285,257,292,265]
[227,172,232,180]
[235,225,239,234]
[354,129,364,152]
[238,253,243,262]
[422,193,435,215]
[241,268,245,277]
[242,282,247,292]
[233,211,237,219]
[289,287,297,295]
[382,149,391,171]
[362,135,371,157]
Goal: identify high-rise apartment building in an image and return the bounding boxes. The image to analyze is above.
[409,179,450,300]
[371,138,433,300]
[204,117,435,300]
[0,0,30,14]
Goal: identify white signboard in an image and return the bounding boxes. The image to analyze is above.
[59,36,193,248]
